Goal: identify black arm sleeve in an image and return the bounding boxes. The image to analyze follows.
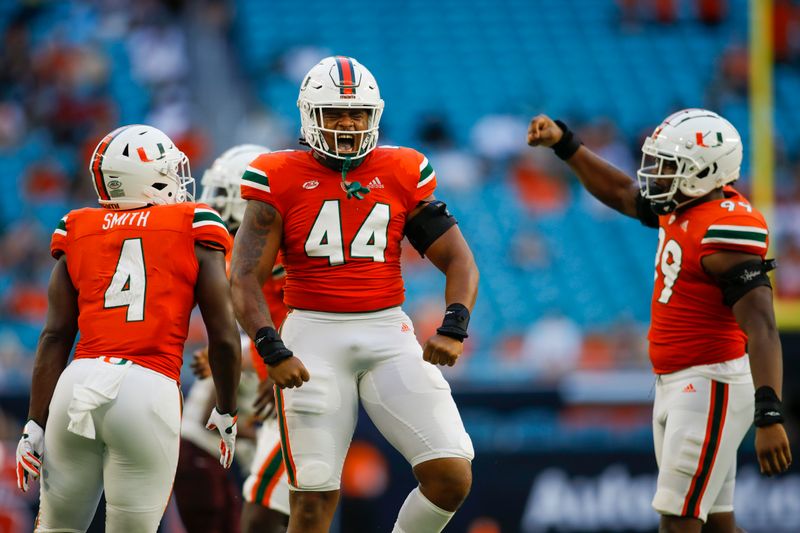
[717,259,776,307]
[635,193,660,229]
[404,200,457,256]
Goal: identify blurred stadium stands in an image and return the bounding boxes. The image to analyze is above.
[1,1,800,531]
[2,0,799,387]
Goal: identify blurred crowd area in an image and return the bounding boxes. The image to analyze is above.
[1,0,800,395]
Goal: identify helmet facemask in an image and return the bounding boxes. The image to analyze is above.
[637,150,686,214]
[300,102,383,161]
[144,151,194,206]
[199,144,269,231]
[637,146,731,215]
[200,178,243,230]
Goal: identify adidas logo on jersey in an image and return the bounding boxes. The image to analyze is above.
[401,322,411,332]
[366,177,384,189]
[682,383,696,393]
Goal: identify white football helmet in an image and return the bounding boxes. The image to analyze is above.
[637,109,742,213]
[89,124,194,210]
[200,144,269,231]
[297,56,384,160]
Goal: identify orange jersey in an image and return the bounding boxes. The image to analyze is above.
[649,188,769,373]
[251,263,289,381]
[240,147,437,312]
[50,203,232,381]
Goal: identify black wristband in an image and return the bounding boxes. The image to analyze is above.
[552,120,583,160]
[254,326,293,367]
[754,386,784,427]
[436,303,470,341]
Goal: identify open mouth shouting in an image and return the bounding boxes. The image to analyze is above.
[337,132,358,153]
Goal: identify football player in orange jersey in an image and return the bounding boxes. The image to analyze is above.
[231,56,479,533]
[14,124,242,532]
[527,109,792,533]
[173,144,291,533]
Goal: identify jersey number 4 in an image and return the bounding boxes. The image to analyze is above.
[655,227,682,304]
[305,200,390,265]
[104,238,146,321]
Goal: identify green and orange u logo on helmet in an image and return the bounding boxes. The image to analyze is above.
[696,131,724,148]
[137,143,167,162]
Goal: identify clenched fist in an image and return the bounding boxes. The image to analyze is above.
[269,356,310,389]
[527,114,564,147]
[423,334,464,367]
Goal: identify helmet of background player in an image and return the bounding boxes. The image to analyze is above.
[637,109,742,214]
[200,144,270,231]
[297,56,385,161]
[89,124,194,210]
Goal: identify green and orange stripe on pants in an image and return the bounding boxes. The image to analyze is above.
[682,380,729,518]
[275,388,298,487]
[250,442,285,505]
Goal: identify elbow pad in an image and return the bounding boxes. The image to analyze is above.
[717,259,776,307]
[404,200,457,256]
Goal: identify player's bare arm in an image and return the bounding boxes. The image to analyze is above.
[27,256,79,427]
[195,244,242,415]
[408,195,479,367]
[17,256,78,491]
[231,200,309,388]
[231,200,281,336]
[702,250,792,476]
[527,114,639,217]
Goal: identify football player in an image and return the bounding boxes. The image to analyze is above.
[15,125,242,532]
[230,56,479,533]
[173,144,291,533]
[527,110,792,533]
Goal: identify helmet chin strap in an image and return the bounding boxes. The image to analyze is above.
[648,183,706,215]
[340,156,369,200]
[650,197,678,215]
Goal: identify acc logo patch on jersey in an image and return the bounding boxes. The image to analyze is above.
[303,180,319,190]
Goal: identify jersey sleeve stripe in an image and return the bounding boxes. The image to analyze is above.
[703,228,767,243]
[194,207,221,215]
[244,166,269,183]
[418,158,435,188]
[243,166,271,192]
[242,181,271,194]
[193,210,226,225]
[417,171,436,189]
[706,225,768,235]
[192,219,228,231]
[54,216,67,236]
[701,237,767,248]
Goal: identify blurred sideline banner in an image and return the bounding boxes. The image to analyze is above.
[340,446,800,533]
